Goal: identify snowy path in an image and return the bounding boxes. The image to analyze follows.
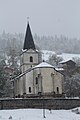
[0,108,80,120]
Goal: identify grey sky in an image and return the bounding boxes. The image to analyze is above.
[0,0,80,38]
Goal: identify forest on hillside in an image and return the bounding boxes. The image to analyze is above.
[34,34,80,54]
[0,31,80,55]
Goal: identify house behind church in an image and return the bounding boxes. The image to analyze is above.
[14,22,64,98]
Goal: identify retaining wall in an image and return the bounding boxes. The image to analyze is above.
[0,98,80,110]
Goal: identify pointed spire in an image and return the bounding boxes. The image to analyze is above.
[23,21,36,50]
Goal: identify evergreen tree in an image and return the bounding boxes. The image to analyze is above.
[0,60,7,97]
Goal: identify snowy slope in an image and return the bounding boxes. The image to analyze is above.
[0,108,80,120]
[59,53,80,61]
[42,50,80,61]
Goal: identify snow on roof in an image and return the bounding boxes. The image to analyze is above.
[34,62,55,68]
[13,62,64,80]
[22,49,27,52]
[22,49,39,53]
[55,68,64,71]
[59,59,75,64]
[35,49,39,52]
[13,62,54,80]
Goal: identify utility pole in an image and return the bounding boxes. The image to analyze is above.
[43,98,46,118]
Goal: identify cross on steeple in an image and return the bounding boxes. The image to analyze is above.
[27,17,29,23]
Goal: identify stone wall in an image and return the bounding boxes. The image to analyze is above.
[0,98,80,110]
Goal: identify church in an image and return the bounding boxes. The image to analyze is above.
[13,22,64,98]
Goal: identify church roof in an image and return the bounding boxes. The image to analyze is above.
[34,62,55,68]
[12,62,64,80]
[23,22,36,50]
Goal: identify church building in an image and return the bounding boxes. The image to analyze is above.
[14,22,64,98]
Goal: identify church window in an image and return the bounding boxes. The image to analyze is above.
[36,77,38,84]
[30,56,33,62]
[57,87,59,94]
[29,87,31,93]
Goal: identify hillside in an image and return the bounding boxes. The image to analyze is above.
[0,32,80,55]
[42,50,80,61]
[34,34,80,54]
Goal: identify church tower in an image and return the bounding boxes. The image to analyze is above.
[20,21,39,73]
[18,22,39,95]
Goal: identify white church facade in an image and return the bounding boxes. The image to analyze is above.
[14,22,64,98]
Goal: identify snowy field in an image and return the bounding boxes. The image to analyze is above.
[0,108,80,120]
[42,50,80,61]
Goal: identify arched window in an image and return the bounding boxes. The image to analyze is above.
[36,77,38,84]
[29,87,31,93]
[57,87,59,94]
[30,56,33,62]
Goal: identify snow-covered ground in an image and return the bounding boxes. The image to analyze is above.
[42,50,80,61]
[0,108,80,120]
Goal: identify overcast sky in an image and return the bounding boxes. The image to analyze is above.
[0,0,80,38]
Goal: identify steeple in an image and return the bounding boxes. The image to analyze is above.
[23,22,36,50]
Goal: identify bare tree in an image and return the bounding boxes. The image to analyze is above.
[47,54,63,66]
[65,74,80,97]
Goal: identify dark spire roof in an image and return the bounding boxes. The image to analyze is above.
[23,22,36,50]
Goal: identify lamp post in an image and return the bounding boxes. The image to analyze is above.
[43,97,46,118]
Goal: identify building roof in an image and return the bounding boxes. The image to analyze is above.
[34,61,55,68]
[59,60,76,64]
[13,62,64,80]
[23,22,36,50]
